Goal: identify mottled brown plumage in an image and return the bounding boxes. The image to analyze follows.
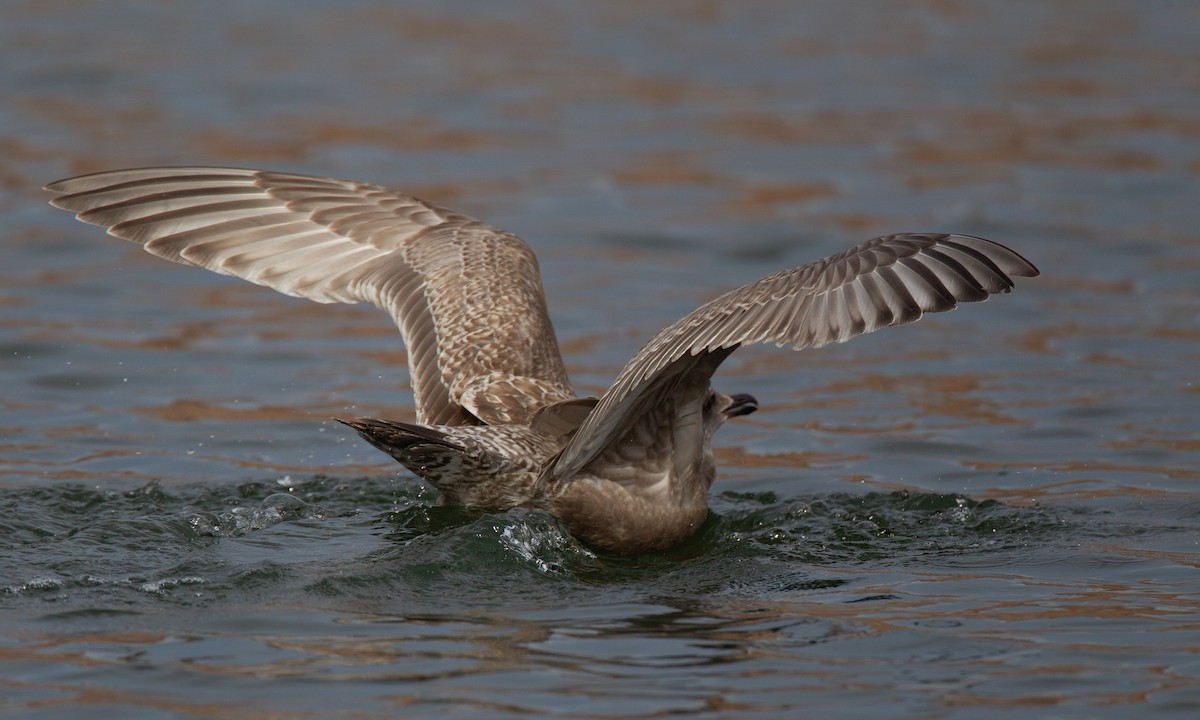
[46,166,1039,553]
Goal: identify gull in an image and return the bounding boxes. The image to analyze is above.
[46,167,1039,554]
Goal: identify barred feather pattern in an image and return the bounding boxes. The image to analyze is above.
[546,233,1038,483]
[45,167,575,427]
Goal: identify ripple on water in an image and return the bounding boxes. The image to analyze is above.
[0,476,413,609]
[710,488,1072,568]
[0,474,1166,618]
[1,472,1195,719]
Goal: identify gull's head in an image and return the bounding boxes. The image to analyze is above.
[704,390,758,432]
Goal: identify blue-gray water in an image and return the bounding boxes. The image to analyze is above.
[2,2,1198,718]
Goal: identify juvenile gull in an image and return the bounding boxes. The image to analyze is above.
[46,167,1039,554]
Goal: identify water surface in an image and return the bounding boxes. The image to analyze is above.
[2,1,1198,718]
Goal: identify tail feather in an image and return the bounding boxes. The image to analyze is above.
[338,418,466,481]
[337,417,539,508]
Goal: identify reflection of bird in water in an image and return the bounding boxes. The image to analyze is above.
[47,167,1039,554]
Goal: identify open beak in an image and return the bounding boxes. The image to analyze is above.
[723,393,758,418]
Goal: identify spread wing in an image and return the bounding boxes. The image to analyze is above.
[45,167,575,426]
[545,233,1039,482]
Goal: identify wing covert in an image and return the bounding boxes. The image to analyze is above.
[545,233,1038,482]
[46,167,575,425]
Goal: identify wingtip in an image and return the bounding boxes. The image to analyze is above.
[44,179,71,202]
[951,233,1041,279]
[46,196,73,212]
